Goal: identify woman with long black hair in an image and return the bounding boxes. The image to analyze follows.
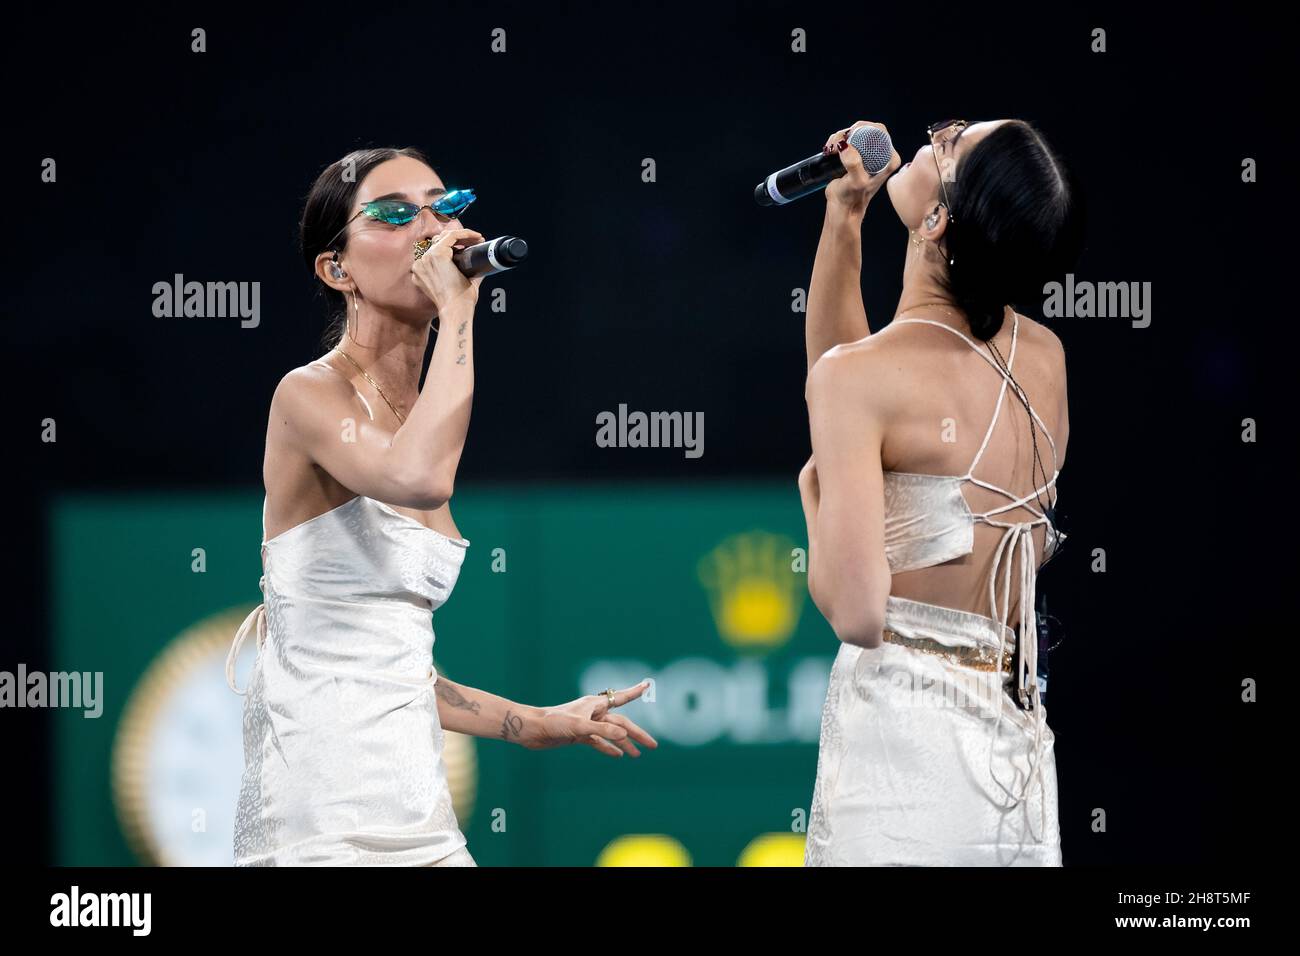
[225,147,656,866]
[799,119,1085,865]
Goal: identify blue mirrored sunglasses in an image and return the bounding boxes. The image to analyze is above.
[327,189,477,251]
[363,189,476,223]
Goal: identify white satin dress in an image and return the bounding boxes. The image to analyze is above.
[225,494,474,866]
[805,313,1066,866]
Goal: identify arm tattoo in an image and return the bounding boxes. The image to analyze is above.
[436,681,482,714]
[500,709,524,741]
[456,319,469,365]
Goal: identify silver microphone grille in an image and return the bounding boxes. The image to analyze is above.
[848,125,894,175]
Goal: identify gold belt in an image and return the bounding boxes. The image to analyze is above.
[881,627,1015,675]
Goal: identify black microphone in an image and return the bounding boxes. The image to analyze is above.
[754,126,894,206]
[452,236,529,277]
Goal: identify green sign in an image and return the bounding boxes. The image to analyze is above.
[52,484,835,866]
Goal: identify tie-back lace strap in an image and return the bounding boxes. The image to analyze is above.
[983,520,1051,842]
[225,575,267,696]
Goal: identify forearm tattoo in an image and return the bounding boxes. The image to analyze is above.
[500,709,524,741]
[456,319,468,366]
[436,681,482,714]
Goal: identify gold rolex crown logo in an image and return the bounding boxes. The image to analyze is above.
[697,531,804,649]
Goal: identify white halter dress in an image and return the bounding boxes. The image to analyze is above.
[225,494,474,866]
[805,312,1066,866]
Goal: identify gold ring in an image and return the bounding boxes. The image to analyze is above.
[602,688,616,706]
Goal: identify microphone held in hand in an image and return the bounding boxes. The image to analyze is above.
[754,126,894,206]
[413,235,529,277]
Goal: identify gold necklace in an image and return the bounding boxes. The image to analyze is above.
[332,345,407,425]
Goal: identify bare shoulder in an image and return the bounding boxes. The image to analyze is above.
[806,335,903,414]
[1017,313,1066,368]
[813,336,877,373]
[1014,314,1070,459]
[820,326,930,384]
[1015,313,1068,397]
[269,358,357,441]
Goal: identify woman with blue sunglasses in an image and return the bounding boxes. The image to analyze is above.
[225,146,656,867]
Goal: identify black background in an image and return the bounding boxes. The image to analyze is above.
[5,1,1282,866]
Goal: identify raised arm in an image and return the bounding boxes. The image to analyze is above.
[806,203,869,370]
[274,230,483,509]
[805,121,900,372]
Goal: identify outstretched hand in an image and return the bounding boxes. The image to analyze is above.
[525,680,659,757]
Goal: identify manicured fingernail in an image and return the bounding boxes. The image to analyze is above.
[837,141,848,151]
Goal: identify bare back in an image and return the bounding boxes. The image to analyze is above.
[871,311,1069,623]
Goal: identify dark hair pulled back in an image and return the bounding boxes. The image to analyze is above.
[940,121,1086,340]
[298,146,436,351]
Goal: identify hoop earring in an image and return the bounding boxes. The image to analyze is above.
[909,227,955,268]
[348,290,359,345]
